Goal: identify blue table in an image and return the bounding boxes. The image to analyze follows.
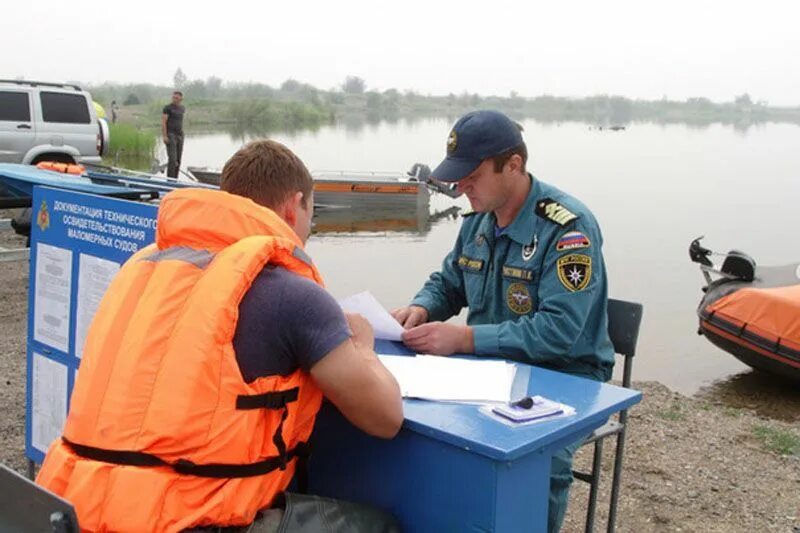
[308,340,642,532]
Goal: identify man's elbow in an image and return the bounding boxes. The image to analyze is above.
[361,395,403,438]
[372,408,403,439]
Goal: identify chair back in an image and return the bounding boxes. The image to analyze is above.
[607,299,644,388]
[0,464,79,533]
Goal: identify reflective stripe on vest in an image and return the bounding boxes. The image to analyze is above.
[141,246,216,269]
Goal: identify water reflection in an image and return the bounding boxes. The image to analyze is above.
[697,371,800,422]
[313,204,461,235]
[181,118,800,394]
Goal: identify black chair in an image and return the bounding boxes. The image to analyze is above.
[0,463,80,533]
[573,298,644,533]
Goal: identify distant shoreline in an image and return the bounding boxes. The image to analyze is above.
[83,80,800,132]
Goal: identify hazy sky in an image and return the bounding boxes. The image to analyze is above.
[4,0,800,105]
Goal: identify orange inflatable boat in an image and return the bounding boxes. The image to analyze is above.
[690,238,800,382]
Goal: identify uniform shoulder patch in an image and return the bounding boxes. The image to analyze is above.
[557,254,592,292]
[556,230,591,251]
[535,198,579,227]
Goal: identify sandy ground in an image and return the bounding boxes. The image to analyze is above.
[0,232,798,531]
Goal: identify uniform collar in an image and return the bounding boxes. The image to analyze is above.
[503,174,540,246]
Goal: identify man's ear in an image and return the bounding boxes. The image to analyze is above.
[506,154,523,175]
[281,191,304,227]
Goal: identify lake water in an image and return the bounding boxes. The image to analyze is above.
[178,118,800,396]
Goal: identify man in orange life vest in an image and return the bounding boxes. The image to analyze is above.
[36,140,404,532]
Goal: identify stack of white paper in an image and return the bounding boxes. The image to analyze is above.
[377,354,517,403]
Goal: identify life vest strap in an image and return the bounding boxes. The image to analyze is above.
[61,437,310,479]
[236,387,299,410]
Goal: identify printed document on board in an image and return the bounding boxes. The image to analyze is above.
[33,243,73,353]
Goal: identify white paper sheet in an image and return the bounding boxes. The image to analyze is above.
[377,354,517,403]
[31,353,68,453]
[338,291,404,341]
[33,243,73,353]
[75,254,120,359]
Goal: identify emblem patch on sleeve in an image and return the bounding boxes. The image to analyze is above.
[556,231,591,251]
[557,254,592,292]
[506,282,533,314]
[535,198,579,226]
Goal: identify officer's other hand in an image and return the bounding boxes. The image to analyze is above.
[391,305,428,329]
[345,312,375,351]
[401,322,474,356]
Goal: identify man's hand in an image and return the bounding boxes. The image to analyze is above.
[345,312,374,351]
[163,136,169,145]
[391,305,428,329]
[401,322,474,356]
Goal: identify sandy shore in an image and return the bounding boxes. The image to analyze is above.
[1,231,797,532]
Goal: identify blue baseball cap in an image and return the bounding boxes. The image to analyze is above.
[431,110,524,182]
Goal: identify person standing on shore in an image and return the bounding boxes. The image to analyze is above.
[162,90,185,178]
[392,109,614,533]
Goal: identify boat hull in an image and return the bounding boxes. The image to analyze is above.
[697,263,800,383]
[187,168,430,209]
[699,321,800,383]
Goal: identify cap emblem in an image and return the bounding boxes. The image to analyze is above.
[447,130,458,154]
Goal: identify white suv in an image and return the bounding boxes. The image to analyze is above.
[0,80,109,165]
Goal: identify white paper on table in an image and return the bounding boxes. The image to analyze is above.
[377,354,517,403]
[75,254,120,359]
[33,243,73,353]
[31,353,68,453]
[338,291,404,341]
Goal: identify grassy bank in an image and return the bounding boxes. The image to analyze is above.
[107,123,156,161]
[115,98,334,131]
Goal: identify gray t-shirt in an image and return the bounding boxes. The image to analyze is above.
[232,266,351,382]
[162,103,185,134]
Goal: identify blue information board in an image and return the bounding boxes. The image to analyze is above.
[25,186,157,464]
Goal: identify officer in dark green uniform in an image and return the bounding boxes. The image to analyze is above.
[392,110,614,533]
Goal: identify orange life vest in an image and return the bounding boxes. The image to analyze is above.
[36,161,86,175]
[36,188,325,532]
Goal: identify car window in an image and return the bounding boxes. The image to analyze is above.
[0,91,31,121]
[40,92,91,124]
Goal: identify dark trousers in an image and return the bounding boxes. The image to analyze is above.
[166,131,184,178]
[183,492,400,533]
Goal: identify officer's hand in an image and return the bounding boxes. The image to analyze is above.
[391,305,428,329]
[401,322,474,356]
[345,312,375,351]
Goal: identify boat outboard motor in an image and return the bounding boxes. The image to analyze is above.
[689,237,713,267]
[721,250,756,282]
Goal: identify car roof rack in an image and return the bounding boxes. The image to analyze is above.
[0,79,83,91]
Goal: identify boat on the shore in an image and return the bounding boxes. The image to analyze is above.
[0,162,461,240]
[187,163,459,210]
[690,237,800,383]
